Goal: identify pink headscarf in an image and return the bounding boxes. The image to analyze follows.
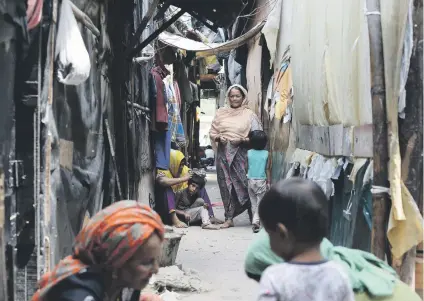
[209,85,254,146]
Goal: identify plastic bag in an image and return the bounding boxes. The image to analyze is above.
[55,0,91,85]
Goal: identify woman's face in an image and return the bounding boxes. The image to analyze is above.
[118,233,162,290]
[228,88,244,108]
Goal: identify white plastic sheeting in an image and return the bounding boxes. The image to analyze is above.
[262,0,294,70]
[158,21,265,57]
[290,0,373,126]
[307,155,338,198]
[262,0,282,67]
[246,36,263,114]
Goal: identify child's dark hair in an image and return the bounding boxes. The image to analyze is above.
[249,130,268,150]
[171,142,179,150]
[258,178,328,245]
[188,174,206,189]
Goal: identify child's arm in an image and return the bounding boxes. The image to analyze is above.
[174,192,190,221]
[266,153,272,186]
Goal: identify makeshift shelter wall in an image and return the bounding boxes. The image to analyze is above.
[263,0,375,179]
[261,0,423,258]
[45,12,108,262]
[261,0,297,180]
[245,0,273,116]
[381,0,423,260]
[260,0,375,251]
[291,0,373,127]
[131,0,156,204]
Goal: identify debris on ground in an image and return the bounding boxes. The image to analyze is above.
[160,227,184,267]
[160,290,181,301]
[146,265,210,294]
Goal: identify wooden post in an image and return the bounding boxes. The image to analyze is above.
[366,0,391,260]
[397,0,423,287]
[127,9,185,59]
[0,173,7,301]
[42,0,59,274]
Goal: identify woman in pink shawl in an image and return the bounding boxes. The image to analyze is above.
[209,85,263,228]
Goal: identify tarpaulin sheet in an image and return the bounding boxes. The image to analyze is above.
[49,25,106,258]
[246,35,262,114]
[158,21,265,57]
[290,0,372,127]
[380,0,423,259]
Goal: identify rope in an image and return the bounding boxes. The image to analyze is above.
[371,185,391,195]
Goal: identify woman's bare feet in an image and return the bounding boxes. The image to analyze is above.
[174,220,188,228]
[202,223,220,230]
[220,220,234,229]
[210,217,224,224]
[172,214,188,228]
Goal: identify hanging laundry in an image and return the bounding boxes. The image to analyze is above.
[273,61,292,120]
[265,76,274,119]
[150,66,170,131]
[190,82,199,103]
[154,130,172,170]
[173,81,182,109]
[174,59,193,105]
[26,0,43,30]
[165,77,186,146]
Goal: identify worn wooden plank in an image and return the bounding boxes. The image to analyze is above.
[353,124,373,157]
[342,127,353,157]
[314,126,331,156]
[296,124,313,153]
[329,124,344,156]
[296,124,373,157]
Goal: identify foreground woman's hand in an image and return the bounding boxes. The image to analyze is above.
[218,135,228,144]
[140,293,162,301]
[230,138,245,146]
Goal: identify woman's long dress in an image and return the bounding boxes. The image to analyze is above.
[215,114,263,220]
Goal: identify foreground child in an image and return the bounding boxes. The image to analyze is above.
[257,178,355,301]
[175,174,219,230]
[247,130,271,233]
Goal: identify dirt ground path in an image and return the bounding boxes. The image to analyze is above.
[176,172,258,301]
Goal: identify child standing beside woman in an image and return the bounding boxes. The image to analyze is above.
[247,130,271,233]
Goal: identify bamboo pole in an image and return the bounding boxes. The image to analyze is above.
[366,0,391,260]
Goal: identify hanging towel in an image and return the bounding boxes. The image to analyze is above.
[273,61,292,120]
[165,79,185,146]
[150,66,169,131]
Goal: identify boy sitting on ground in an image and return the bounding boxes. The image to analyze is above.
[175,174,220,230]
[257,178,354,301]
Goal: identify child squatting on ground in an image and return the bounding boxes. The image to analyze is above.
[257,178,355,301]
[247,130,271,233]
[174,173,220,230]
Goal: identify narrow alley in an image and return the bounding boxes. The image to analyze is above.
[176,172,257,301]
[1,0,423,301]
